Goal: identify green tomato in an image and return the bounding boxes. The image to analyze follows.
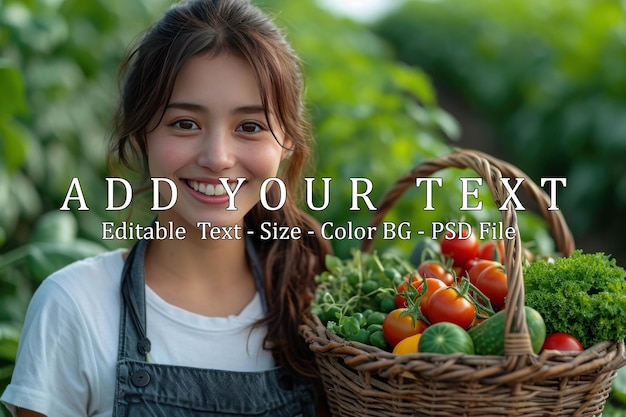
[361,279,379,294]
[366,311,386,326]
[347,271,361,287]
[379,294,397,313]
[346,328,370,344]
[418,322,475,354]
[369,330,387,349]
[384,268,403,285]
[366,324,383,335]
[321,305,341,324]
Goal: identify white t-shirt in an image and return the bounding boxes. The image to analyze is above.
[1,249,274,417]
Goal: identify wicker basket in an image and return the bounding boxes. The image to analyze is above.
[301,149,626,417]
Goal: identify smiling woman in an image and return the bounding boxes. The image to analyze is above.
[0,0,331,416]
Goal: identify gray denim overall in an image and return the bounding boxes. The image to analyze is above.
[112,238,316,417]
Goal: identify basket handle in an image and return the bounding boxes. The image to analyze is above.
[360,149,575,359]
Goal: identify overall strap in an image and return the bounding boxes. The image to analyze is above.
[245,235,268,312]
[118,238,151,361]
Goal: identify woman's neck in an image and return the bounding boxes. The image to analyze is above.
[142,216,256,317]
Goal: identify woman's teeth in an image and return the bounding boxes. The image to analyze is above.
[187,180,238,196]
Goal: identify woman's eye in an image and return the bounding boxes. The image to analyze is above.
[172,120,199,130]
[237,122,263,133]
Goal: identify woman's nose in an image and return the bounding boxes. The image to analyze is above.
[196,128,235,172]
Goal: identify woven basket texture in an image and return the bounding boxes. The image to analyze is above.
[301,149,626,417]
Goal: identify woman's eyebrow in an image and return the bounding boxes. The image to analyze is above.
[233,105,266,115]
[165,102,206,112]
[164,102,268,116]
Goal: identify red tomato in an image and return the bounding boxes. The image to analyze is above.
[474,264,508,309]
[478,240,505,262]
[466,259,500,284]
[426,286,476,329]
[440,229,480,268]
[416,278,447,318]
[417,260,455,286]
[542,332,584,352]
[382,308,428,347]
[394,274,423,308]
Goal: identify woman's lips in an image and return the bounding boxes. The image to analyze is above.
[184,179,245,205]
[186,179,239,196]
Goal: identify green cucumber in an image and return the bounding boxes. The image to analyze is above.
[468,306,546,355]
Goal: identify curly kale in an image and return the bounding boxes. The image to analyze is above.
[523,250,626,348]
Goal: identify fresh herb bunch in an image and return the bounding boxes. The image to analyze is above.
[524,250,626,348]
[312,250,414,326]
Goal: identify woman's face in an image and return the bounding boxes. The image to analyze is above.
[146,52,290,230]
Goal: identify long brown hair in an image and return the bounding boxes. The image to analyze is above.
[108,0,331,378]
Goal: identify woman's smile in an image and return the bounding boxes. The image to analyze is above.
[183,178,247,206]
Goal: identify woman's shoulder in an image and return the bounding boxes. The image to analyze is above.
[23,248,126,350]
[7,249,126,416]
[48,247,125,280]
[35,248,126,308]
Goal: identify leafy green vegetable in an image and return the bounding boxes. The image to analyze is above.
[313,250,414,324]
[523,250,626,348]
[311,250,417,350]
